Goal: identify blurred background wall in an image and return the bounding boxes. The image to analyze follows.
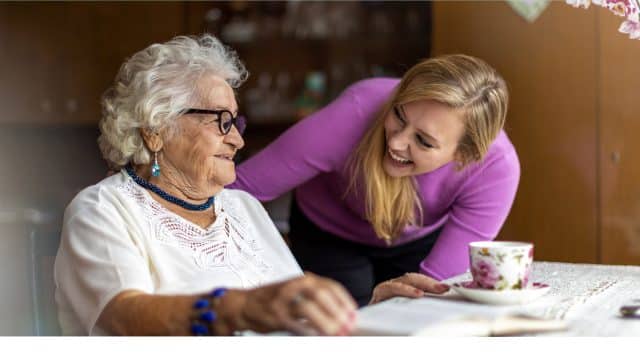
[432,1,640,266]
[0,1,431,335]
[0,1,638,335]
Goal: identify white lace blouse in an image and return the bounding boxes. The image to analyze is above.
[54,170,303,335]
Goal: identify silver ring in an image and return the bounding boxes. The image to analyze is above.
[290,294,305,306]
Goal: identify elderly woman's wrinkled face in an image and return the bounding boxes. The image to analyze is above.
[161,75,244,194]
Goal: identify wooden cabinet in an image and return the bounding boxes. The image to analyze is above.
[0,1,431,150]
[0,2,185,125]
[599,8,640,264]
[184,1,431,156]
[432,1,640,265]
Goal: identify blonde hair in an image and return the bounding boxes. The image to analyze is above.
[98,34,248,170]
[347,54,509,243]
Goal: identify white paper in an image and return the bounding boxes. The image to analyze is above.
[355,295,519,336]
[356,262,640,336]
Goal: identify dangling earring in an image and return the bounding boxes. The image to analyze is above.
[151,151,161,177]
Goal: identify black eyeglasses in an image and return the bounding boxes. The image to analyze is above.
[182,108,246,135]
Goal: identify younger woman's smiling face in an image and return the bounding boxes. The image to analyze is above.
[382,99,466,178]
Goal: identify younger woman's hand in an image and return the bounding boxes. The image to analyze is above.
[369,272,449,305]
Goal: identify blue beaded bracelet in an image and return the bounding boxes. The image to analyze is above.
[190,287,228,336]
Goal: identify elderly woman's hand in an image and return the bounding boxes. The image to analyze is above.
[237,272,358,336]
[369,272,449,305]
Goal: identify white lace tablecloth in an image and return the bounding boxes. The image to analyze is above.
[444,261,640,336]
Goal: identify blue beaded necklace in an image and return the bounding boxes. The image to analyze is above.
[125,164,214,211]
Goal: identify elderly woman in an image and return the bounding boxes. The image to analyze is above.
[54,34,446,336]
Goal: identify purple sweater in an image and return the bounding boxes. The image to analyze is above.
[230,78,520,280]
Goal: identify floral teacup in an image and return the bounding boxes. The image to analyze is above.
[469,241,534,290]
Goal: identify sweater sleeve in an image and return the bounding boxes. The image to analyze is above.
[229,80,385,201]
[419,149,521,280]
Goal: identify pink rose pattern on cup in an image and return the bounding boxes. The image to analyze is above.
[469,245,533,290]
[470,259,501,288]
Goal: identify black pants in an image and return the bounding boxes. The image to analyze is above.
[288,197,441,307]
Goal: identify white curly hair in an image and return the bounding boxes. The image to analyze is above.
[98,34,248,170]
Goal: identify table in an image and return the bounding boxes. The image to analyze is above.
[357,261,640,336]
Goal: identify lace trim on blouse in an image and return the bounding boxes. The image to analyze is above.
[116,176,273,287]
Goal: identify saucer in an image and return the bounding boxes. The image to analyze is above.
[450,281,551,305]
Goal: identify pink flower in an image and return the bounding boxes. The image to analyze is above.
[567,0,640,40]
[620,20,640,39]
[566,0,592,9]
[602,0,639,18]
[523,265,533,288]
[471,259,500,289]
